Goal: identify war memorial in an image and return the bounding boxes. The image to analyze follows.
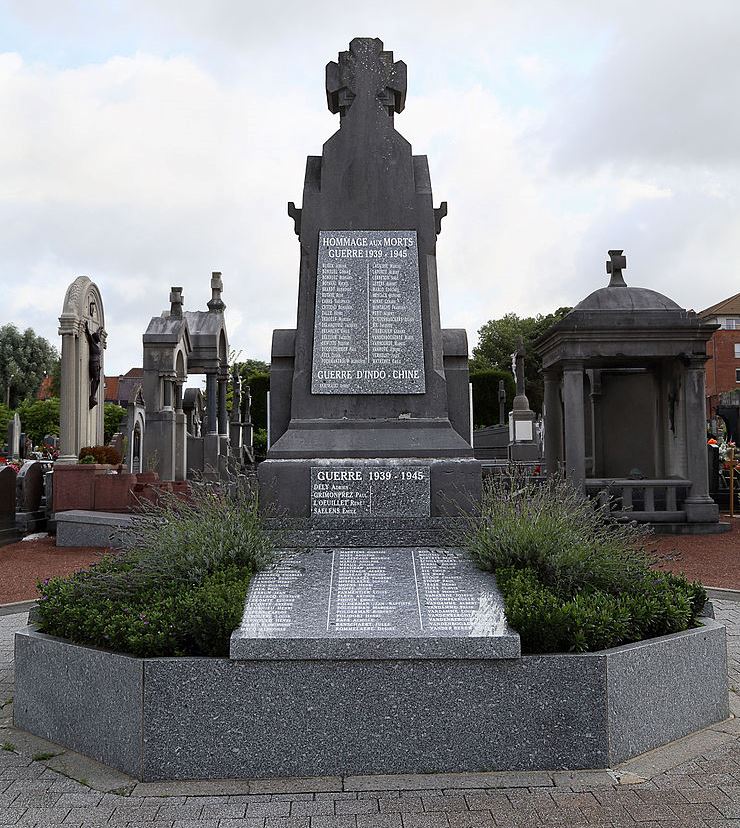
[12,39,729,782]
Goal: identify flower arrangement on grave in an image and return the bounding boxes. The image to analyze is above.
[0,458,21,474]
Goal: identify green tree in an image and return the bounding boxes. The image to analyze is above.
[470,370,516,428]
[16,398,60,445]
[234,362,269,432]
[0,402,11,443]
[0,325,59,408]
[471,308,571,414]
[104,403,126,443]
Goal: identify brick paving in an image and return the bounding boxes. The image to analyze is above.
[0,605,738,827]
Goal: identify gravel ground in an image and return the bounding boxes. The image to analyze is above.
[0,537,104,604]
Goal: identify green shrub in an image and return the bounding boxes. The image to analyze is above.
[466,475,706,653]
[37,483,273,657]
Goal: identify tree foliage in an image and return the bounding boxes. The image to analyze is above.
[104,403,126,443]
[16,398,60,445]
[0,325,59,408]
[470,370,515,428]
[234,362,269,433]
[471,308,571,414]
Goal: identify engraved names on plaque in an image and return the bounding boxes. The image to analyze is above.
[235,548,511,643]
[310,464,431,518]
[312,230,425,395]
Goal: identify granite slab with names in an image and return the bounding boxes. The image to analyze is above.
[230,547,520,660]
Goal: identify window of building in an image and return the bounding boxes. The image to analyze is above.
[737,368,740,383]
[735,343,740,358]
[726,318,739,330]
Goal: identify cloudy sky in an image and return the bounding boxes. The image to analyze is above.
[1,1,738,375]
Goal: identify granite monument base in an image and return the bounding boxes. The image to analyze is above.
[14,619,728,781]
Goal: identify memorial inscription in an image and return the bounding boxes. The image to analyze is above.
[312,230,425,395]
[231,547,520,659]
[310,464,431,518]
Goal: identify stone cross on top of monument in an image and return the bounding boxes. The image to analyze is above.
[606,249,627,287]
[326,37,406,120]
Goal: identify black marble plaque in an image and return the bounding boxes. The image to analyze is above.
[310,463,430,518]
[233,548,517,657]
[312,230,425,395]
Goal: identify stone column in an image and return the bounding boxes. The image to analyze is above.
[174,380,186,481]
[206,373,218,434]
[589,370,603,478]
[57,319,79,464]
[218,374,228,437]
[543,369,563,477]
[562,362,586,489]
[683,356,719,523]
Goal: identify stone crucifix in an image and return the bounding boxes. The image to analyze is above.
[606,249,627,287]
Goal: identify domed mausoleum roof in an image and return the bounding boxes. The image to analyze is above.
[573,250,682,312]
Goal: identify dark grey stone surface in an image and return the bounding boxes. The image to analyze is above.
[607,617,729,763]
[260,457,481,522]
[13,619,729,781]
[13,627,143,777]
[0,465,15,517]
[55,508,133,547]
[312,230,425,395]
[141,654,607,781]
[230,548,519,660]
[265,38,477,478]
[16,460,43,511]
[311,460,430,518]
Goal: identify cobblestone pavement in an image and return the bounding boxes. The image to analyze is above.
[0,605,738,827]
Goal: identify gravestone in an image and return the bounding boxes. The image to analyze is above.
[259,37,480,527]
[16,461,44,512]
[6,413,21,459]
[508,339,539,462]
[0,466,18,546]
[232,548,518,659]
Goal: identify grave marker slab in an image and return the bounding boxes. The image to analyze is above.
[231,547,519,660]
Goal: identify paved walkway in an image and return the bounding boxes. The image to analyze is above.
[0,603,739,827]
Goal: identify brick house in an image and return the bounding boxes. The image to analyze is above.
[700,292,740,432]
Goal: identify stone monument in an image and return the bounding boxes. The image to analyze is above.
[508,339,538,461]
[6,413,21,459]
[57,276,106,463]
[259,37,480,529]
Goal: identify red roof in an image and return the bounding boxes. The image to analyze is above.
[104,376,120,402]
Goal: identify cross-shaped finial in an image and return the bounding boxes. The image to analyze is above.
[207,271,225,313]
[169,286,183,318]
[326,38,406,120]
[606,250,627,287]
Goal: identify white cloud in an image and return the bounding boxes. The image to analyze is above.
[0,1,738,376]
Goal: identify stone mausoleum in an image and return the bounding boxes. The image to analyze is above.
[142,273,230,481]
[537,250,723,531]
